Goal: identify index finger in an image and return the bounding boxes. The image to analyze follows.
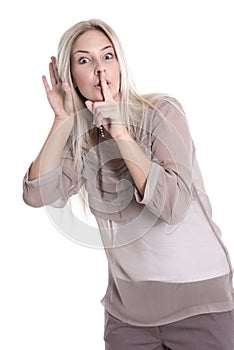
[100,71,114,101]
[42,75,51,93]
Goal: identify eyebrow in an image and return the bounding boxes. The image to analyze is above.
[72,45,113,56]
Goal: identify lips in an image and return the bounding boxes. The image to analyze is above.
[95,84,102,91]
[94,79,111,90]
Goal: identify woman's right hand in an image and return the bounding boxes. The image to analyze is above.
[42,56,75,120]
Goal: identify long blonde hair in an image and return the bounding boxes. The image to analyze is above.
[56,19,162,209]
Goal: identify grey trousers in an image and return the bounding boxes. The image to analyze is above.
[104,309,234,350]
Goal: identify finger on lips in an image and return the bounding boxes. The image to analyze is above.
[85,72,114,130]
[99,71,113,101]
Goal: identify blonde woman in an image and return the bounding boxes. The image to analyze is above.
[23,19,234,349]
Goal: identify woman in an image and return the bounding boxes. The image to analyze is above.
[23,19,234,349]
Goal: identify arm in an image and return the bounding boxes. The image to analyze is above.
[114,98,193,226]
[23,57,81,207]
[29,56,75,180]
[86,76,193,225]
[114,132,151,197]
[85,71,151,197]
[133,97,193,225]
[23,148,84,207]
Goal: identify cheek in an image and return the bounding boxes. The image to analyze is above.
[73,71,86,88]
[71,65,90,87]
[114,65,121,85]
[115,71,121,91]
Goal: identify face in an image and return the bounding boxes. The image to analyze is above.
[71,30,121,102]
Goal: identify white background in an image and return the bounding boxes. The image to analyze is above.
[1,0,234,349]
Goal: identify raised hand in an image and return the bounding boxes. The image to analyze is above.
[42,56,74,120]
[85,71,128,139]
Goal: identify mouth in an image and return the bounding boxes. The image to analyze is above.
[94,79,111,90]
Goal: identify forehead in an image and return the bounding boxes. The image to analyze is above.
[72,30,112,51]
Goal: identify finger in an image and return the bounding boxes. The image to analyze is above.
[92,107,108,128]
[42,75,51,94]
[63,82,70,92]
[63,83,74,114]
[86,101,103,127]
[49,61,57,87]
[63,82,71,101]
[51,56,62,84]
[99,71,114,102]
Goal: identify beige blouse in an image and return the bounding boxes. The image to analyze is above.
[23,95,234,326]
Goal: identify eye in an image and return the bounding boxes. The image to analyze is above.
[104,53,114,60]
[78,57,90,64]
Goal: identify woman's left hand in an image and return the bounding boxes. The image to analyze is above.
[85,72,128,139]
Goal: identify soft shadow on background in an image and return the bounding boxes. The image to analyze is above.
[1,0,233,349]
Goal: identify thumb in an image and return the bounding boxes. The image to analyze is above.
[62,82,71,95]
[63,82,73,111]
[85,100,94,112]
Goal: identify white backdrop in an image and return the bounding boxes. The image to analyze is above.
[1,0,234,349]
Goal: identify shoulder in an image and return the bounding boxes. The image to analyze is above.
[142,93,185,115]
[141,93,190,139]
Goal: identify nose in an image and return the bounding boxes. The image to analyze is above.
[95,68,106,77]
[95,61,106,76]
[97,68,106,74]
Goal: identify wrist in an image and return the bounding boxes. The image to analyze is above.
[52,114,75,133]
[55,111,73,120]
[114,127,133,141]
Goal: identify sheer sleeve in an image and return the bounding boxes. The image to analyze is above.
[135,97,194,225]
[22,148,84,208]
